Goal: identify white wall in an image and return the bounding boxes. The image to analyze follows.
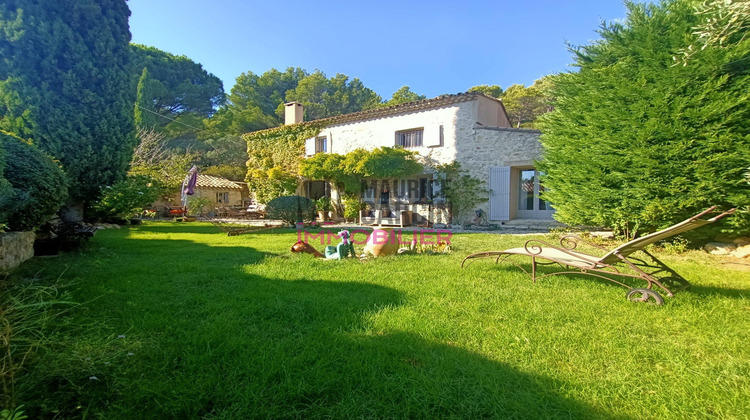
[308,101,482,165]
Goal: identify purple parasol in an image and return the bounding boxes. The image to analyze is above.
[181,166,198,207]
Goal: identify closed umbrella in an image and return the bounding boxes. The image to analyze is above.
[181,165,198,207]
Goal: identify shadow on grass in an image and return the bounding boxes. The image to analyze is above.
[686,285,749,299]
[15,234,620,419]
[133,223,305,237]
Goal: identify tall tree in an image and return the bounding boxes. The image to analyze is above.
[283,70,381,120]
[501,83,551,128]
[129,44,225,125]
[207,67,307,135]
[468,84,503,98]
[538,0,750,236]
[211,67,382,135]
[134,67,159,130]
[382,86,426,107]
[0,0,135,203]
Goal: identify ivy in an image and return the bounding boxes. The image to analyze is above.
[243,122,325,203]
[300,146,424,195]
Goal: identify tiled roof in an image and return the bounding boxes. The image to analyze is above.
[247,91,501,135]
[196,174,243,190]
[316,91,498,126]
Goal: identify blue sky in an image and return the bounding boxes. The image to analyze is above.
[128,0,633,99]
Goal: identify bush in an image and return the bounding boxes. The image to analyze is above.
[265,196,316,225]
[343,196,364,222]
[186,196,213,217]
[0,132,68,231]
[91,175,163,221]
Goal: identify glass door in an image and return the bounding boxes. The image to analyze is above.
[517,169,554,219]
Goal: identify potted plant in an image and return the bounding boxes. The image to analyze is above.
[316,197,331,221]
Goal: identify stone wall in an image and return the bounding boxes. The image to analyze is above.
[456,127,543,223]
[0,231,35,273]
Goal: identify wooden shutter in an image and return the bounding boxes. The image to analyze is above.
[489,166,511,221]
[424,125,440,147]
[305,137,315,156]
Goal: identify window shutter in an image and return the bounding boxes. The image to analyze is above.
[489,166,511,221]
[305,137,315,156]
[424,125,440,147]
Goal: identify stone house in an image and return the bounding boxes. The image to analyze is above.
[288,91,551,225]
[154,174,247,213]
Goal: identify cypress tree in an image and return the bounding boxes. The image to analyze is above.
[0,0,135,204]
[134,67,158,130]
[538,0,750,236]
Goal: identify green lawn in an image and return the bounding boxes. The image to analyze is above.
[4,222,750,418]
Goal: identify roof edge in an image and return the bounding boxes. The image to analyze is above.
[246,91,498,135]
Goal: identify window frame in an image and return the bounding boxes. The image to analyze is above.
[216,192,230,204]
[395,128,424,148]
[315,136,327,154]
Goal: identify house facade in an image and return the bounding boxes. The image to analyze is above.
[292,92,551,225]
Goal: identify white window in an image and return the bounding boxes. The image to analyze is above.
[396,129,423,148]
[315,136,327,154]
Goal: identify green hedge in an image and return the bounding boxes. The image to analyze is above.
[0,132,68,231]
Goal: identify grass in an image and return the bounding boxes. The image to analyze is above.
[2,221,749,418]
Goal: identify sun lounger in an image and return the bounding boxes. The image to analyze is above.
[462,207,735,304]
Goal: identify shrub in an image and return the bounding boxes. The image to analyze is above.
[433,162,488,225]
[186,196,213,217]
[265,196,316,225]
[0,132,68,231]
[91,175,163,221]
[343,196,364,222]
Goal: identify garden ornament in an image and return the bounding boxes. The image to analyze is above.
[290,240,324,258]
[363,227,399,257]
[325,230,356,260]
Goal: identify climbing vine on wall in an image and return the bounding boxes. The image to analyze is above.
[243,122,325,203]
[299,146,424,195]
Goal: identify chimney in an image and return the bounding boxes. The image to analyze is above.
[284,102,303,125]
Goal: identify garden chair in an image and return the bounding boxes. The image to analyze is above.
[461,207,735,304]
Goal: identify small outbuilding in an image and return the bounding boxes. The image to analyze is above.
[153,174,247,214]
